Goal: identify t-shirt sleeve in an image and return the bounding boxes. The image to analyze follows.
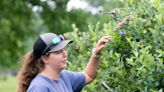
[27,85,50,92]
[63,70,86,92]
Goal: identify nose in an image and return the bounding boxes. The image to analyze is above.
[62,49,68,57]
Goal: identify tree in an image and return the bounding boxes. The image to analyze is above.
[0,0,34,69]
[65,0,164,91]
[0,0,94,69]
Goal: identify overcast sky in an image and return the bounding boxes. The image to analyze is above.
[32,0,102,15]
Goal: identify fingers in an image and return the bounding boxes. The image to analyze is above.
[99,39,109,43]
[102,36,112,40]
[96,36,112,48]
[98,44,105,50]
[94,35,112,54]
[98,36,112,44]
[93,44,105,55]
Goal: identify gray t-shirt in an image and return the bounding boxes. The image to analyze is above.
[27,70,86,92]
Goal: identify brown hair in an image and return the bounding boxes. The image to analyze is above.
[17,51,44,92]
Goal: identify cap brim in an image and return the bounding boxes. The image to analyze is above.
[48,40,73,52]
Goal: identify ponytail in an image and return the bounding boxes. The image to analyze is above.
[17,51,44,92]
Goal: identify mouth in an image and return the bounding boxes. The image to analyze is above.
[63,61,67,65]
[63,58,68,64]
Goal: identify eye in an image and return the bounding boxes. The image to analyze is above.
[54,50,63,54]
[51,48,67,54]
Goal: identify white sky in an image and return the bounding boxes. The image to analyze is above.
[32,0,102,15]
[67,0,103,15]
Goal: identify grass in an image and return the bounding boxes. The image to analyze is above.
[0,76,17,92]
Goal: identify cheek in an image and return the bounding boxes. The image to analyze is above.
[48,54,64,69]
[48,54,63,63]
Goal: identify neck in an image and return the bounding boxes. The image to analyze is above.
[40,66,62,80]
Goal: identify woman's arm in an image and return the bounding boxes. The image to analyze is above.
[84,36,112,84]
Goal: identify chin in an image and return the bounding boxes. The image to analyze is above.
[61,64,67,70]
[63,64,67,69]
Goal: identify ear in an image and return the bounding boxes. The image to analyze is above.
[41,55,49,64]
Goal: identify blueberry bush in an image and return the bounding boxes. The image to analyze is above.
[64,0,164,91]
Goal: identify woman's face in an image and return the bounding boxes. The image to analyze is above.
[45,48,68,71]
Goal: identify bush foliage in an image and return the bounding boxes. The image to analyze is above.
[64,0,164,91]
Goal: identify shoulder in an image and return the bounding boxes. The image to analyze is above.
[60,70,79,79]
[60,69,72,75]
[60,70,86,91]
[27,74,52,91]
[61,69,85,76]
[61,69,84,76]
[27,84,50,92]
[60,70,71,81]
[60,70,85,84]
[31,74,51,85]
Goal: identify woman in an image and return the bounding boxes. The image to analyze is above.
[17,32,112,92]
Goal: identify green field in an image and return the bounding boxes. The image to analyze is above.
[0,76,17,92]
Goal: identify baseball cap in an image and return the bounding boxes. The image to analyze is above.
[33,33,73,58]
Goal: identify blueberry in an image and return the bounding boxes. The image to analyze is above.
[119,30,126,36]
[155,11,158,15]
